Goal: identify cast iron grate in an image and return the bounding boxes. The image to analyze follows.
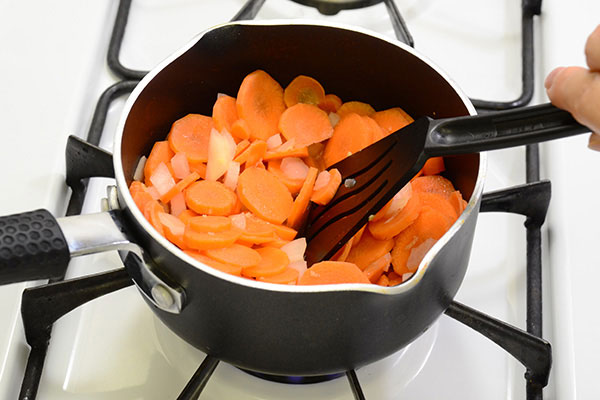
[14,0,549,399]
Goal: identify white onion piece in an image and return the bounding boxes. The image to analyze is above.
[406,238,436,271]
[288,260,308,279]
[147,186,160,200]
[313,170,331,192]
[206,128,236,181]
[275,137,296,152]
[224,161,240,191]
[280,238,307,263]
[133,156,146,182]
[170,192,186,217]
[266,133,283,150]
[402,272,414,281]
[157,212,185,236]
[149,162,175,196]
[383,183,413,222]
[216,92,228,99]
[328,112,341,127]
[280,157,309,180]
[170,152,190,179]
[230,213,246,230]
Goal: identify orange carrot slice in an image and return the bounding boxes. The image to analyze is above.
[318,94,342,113]
[410,175,455,198]
[230,119,251,140]
[144,200,166,236]
[178,209,198,225]
[322,113,376,168]
[158,212,186,249]
[368,190,422,240]
[237,167,293,224]
[336,101,376,118]
[188,215,231,232]
[363,252,392,283]
[188,160,207,179]
[263,145,310,161]
[418,192,458,220]
[372,107,413,135]
[346,229,395,270]
[243,246,289,278]
[212,94,238,134]
[144,141,174,186]
[376,274,390,287]
[448,190,467,216]
[185,180,237,216]
[311,168,342,205]
[168,114,214,163]
[422,157,445,175]
[278,103,333,147]
[236,70,286,140]
[257,267,299,284]
[412,206,454,241]
[332,238,354,262]
[185,250,242,276]
[283,75,326,107]
[183,226,241,250]
[237,213,278,245]
[205,243,262,269]
[130,181,154,212]
[287,167,319,230]
[298,261,370,285]
[391,225,419,275]
[160,171,200,203]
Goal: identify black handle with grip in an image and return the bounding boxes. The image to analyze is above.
[0,209,70,285]
[425,103,589,156]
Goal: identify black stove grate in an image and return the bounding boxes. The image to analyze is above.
[14,0,550,399]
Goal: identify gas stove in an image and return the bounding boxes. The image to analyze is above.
[1,0,599,399]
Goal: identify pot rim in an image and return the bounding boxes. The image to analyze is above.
[113,19,487,295]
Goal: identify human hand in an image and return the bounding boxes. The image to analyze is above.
[545,24,600,151]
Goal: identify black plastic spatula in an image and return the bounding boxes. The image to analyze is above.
[303,102,589,265]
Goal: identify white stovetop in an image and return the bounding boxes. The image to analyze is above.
[1,0,599,399]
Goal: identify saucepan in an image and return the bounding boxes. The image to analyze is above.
[0,21,484,376]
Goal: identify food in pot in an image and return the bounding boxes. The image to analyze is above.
[129,70,467,286]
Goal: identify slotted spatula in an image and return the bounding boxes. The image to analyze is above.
[303,102,589,265]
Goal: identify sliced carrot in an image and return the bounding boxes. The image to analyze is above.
[410,175,455,198]
[168,114,214,163]
[318,94,342,113]
[237,213,277,246]
[370,183,412,223]
[235,139,251,157]
[336,101,376,118]
[448,190,467,216]
[311,168,342,205]
[390,225,419,275]
[183,226,241,250]
[237,167,293,224]
[267,159,305,195]
[178,209,198,225]
[243,246,289,278]
[144,141,174,186]
[332,238,354,262]
[418,192,458,220]
[388,271,404,286]
[263,145,309,161]
[363,253,392,283]
[185,250,242,276]
[352,225,366,245]
[130,181,154,212]
[298,261,370,285]
[278,103,333,147]
[422,157,445,176]
[376,274,390,287]
[144,200,165,236]
[160,171,200,203]
[205,243,262,269]
[188,215,231,232]
[263,237,292,248]
[412,206,454,241]
[170,192,187,217]
[271,223,298,241]
[212,94,238,134]
[185,179,237,216]
[257,267,299,284]
[236,140,267,168]
[406,238,436,271]
[236,70,286,140]
[283,75,326,107]
[188,160,207,179]
[322,113,376,168]
[372,107,413,135]
[346,229,395,270]
[286,167,319,230]
[368,190,422,240]
[364,115,387,142]
[230,119,251,140]
[158,212,186,249]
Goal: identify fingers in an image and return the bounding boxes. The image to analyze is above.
[545,66,600,135]
[589,133,600,152]
[585,24,600,71]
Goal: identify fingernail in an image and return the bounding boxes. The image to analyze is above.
[545,67,565,89]
[588,133,600,152]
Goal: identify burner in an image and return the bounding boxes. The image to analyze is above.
[241,370,345,384]
[290,0,383,15]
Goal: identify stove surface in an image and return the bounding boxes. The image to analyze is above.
[0,0,599,399]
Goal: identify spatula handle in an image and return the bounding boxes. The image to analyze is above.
[425,103,589,156]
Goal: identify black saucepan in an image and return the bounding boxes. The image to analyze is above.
[0,21,484,376]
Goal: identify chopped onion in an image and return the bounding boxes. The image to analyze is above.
[230,213,246,230]
[275,137,296,152]
[406,238,436,271]
[328,112,340,127]
[313,170,331,192]
[170,192,186,217]
[224,161,240,191]
[280,157,309,180]
[157,212,185,237]
[383,183,413,222]
[147,186,160,200]
[266,133,283,150]
[280,238,307,263]
[288,260,308,279]
[133,156,146,182]
[216,92,227,99]
[206,128,236,181]
[149,162,175,196]
[170,152,190,179]
[402,272,414,282]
